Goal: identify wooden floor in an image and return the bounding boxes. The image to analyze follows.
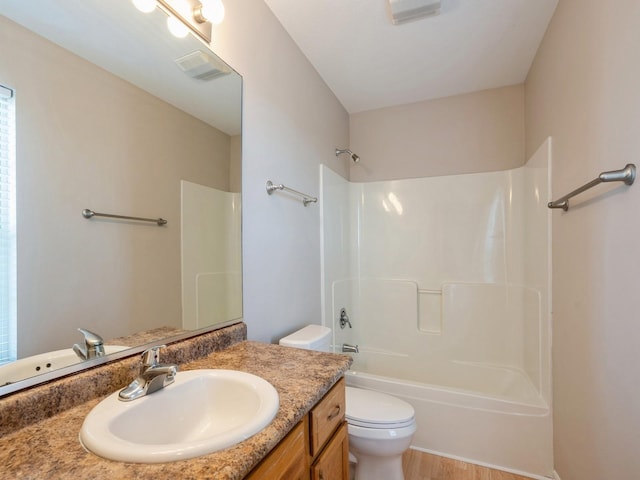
[402,449,533,480]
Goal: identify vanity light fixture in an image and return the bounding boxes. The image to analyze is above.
[194,0,225,25]
[132,0,224,43]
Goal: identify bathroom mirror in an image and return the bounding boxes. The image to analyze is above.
[0,0,242,394]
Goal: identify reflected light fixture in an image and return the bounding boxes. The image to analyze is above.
[387,192,404,215]
[167,14,190,38]
[381,192,403,215]
[132,0,225,43]
[133,0,157,13]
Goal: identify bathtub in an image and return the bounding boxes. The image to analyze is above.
[344,366,553,479]
[321,145,553,478]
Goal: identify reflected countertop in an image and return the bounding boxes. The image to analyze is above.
[0,340,352,479]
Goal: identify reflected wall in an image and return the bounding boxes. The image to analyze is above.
[1,16,235,357]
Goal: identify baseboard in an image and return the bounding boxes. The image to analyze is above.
[553,471,562,480]
[409,446,554,480]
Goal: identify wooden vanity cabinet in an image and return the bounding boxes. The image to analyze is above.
[245,420,308,480]
[310,422,348,480]
[246,377,348,480]
[309,377,349,480]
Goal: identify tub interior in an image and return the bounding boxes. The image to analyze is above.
[332,279,547,408]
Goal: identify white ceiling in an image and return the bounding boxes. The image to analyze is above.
[264,0,559,113]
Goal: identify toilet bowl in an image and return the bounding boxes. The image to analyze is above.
[346,386,416,480]
[279,325,417,480]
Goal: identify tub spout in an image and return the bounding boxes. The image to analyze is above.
[342,343,359,353]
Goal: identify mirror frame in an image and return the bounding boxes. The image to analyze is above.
[0,319,243,397]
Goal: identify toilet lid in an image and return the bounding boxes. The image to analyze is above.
[346,387,415,429]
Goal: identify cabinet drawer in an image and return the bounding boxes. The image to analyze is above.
[246,418,308,480]
[309,377,345,457]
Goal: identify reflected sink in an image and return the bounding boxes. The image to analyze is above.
[0,345,129,386]
[80,369,280,463]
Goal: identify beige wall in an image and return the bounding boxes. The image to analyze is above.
[0,17,232,356]
[526,0,640,479]
[211,1,350,343]
[349,84,525,182]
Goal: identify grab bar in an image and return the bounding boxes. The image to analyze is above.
[266,180,317,206]
[82,209,168,226]
[548,163,636,211]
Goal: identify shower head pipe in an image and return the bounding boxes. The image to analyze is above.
[335,148,360,163]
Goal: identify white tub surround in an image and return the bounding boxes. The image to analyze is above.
[320,138,553,477]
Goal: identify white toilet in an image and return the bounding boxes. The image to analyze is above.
[280,325,417,480]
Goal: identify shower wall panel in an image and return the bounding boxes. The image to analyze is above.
[320,140,550,403]
[181,181,242,330]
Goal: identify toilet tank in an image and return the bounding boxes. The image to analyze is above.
[279,325,332,352]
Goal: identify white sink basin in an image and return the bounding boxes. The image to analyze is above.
[0,345,129,386]
[79,369,279,463]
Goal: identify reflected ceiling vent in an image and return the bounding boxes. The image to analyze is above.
[387,0,441,25]
[174,50,231,81]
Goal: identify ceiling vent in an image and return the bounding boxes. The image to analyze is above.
[174,50,231,81]
[388,0,441,25]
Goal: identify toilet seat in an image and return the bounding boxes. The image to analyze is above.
[348,422,417,440]
[346,387,415,429]
[347,416,415,429]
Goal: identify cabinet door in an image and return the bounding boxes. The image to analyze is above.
[311,422,349,480]
[246,419,309,480]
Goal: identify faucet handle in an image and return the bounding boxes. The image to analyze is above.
[141,345,167,367]
[75,328,105,358]
[77,328,104,347]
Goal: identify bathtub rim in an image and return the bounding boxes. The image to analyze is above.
[345,369,550,416]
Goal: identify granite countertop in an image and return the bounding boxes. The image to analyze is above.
[0,341,352,480]
[106,326,187,347]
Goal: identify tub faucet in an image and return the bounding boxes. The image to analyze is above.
[72,328,105,360]
[339,308,352,329]
[118,345,178,402]
[342,343,359,353]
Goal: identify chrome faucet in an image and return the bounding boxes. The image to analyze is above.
[118,345,178,402]
[72,328,105,360]
[342,343,359,353]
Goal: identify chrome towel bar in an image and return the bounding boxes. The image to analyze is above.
[82,209,168,226]
[548,163,636,211]
[266,180,317,206]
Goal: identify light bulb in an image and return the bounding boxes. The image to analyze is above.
[167,16,189,38]
[132,0,156,13]
[199,0,225,24]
